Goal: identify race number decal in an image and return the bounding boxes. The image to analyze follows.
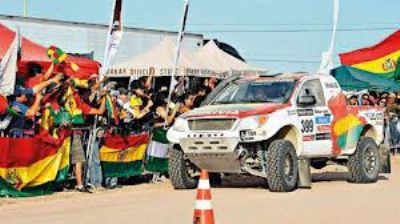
[301,119,314,133]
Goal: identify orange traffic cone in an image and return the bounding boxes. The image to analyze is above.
[193,170,215,224]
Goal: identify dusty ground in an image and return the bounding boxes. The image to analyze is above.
[1,157,399,224]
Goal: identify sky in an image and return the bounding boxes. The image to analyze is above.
[0,0,399,73]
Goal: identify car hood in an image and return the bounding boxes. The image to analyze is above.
[182,103,289,119]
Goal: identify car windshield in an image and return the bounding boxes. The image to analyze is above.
[211,80,296,105]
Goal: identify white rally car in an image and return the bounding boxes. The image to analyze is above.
[167,73,391,192]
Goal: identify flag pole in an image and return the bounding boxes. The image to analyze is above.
[23,0,28,17]
[165,0,190,125]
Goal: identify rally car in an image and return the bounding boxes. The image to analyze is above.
[167,73,391,192]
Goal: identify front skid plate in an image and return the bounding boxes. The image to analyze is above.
[186,153,242,173]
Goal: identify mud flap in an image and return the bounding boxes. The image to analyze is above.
[379,144,391,174]
[298,158,312,188]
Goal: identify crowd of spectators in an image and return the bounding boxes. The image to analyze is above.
[0,61,218,192]
[347,91,400,154]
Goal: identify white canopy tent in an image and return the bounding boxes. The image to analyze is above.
[106,37,210,78]
[106,37,267,79]
[195,40,267,77]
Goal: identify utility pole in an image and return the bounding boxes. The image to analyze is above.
[23,0,28,17]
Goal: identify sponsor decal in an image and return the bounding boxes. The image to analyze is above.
[297,109,313,116]
[314,109,330,114]
[303,135,315,141]
[325,82,339,89]
[316,132,331,141]
[317,125,331,132]
[301,119,314,133]
[315,116,331,124]
[287,110,297,116]
[364,112,384,121]
[240,130,256,141]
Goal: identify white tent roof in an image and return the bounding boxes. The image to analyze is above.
[195,40,266,74]
[107,37,206,77]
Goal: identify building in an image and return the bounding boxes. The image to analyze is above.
[0,14,204,66]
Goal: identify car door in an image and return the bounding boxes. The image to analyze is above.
[296,79,333,156]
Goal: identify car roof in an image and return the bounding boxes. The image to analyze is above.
[239,72,333,82]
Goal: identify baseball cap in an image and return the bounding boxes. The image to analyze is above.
[14,86,34,96]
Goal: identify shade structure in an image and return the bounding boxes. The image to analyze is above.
[107,37,209,78]
[331,65,400,92]
[195,40,266,76]
[0,23,100,79]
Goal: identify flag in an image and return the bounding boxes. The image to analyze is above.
[0,130,70,197]
[105,94,119,125]
[318,0,339,74]
[47,46,67,64]
[166,0,190,113]
[0,27,20,96]
[101,0,123,78]
[64,86,93,124]
[145,128,169,173]
[339,30,400,80]
[100,132,149,178]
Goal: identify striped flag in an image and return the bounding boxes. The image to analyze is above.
[0,27,20,96]
[100,132,149,178]
[101,0,123,78]
[145,128,169,173]
[0,130,71,197]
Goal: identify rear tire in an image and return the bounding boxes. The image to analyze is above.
[347,137,380,183]
[265,140,298,192]
[169,147,198,189]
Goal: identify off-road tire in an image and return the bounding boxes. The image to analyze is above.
[265,140,298,192]
[169,148,198,189]
[347,137,380,183]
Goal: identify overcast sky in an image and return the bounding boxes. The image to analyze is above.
[1,0,399,73]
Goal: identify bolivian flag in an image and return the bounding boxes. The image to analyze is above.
[340,30,400,80]
[100,132,149,178]
[0,130,71,197]
[145,128,169,173]
[64,86,93,124]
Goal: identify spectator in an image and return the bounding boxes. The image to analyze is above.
[361,93,372,106]
[179,92,195,114]
[25,63,54,88]
[348,95,359,106]
[193,85,207,108]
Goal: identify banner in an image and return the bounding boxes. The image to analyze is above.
[101,0,123,79]
[0,27,20,96]
[0,130,70,197]
[100,132,149,178]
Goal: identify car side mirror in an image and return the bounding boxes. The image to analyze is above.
[298,95,316,106]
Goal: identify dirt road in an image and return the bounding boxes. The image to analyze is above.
[1,157,399,224]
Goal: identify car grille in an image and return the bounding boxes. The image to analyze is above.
[188,119,236,131]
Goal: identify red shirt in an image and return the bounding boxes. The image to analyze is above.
[25,74,44,88]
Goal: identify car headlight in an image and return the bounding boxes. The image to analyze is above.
[173,118,187,132]
[235,115,267,130]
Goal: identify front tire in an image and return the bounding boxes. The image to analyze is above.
[169,147,198,189]
[347,137,380,183]
[265,140,299,192]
